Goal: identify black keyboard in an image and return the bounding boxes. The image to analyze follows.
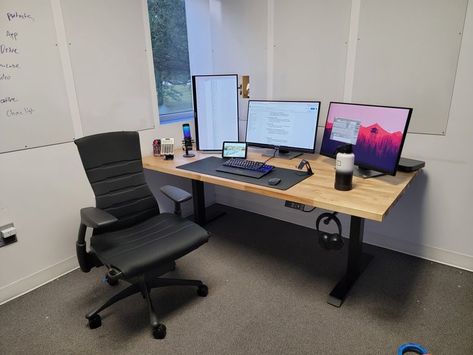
[216,158,274,178]
[222,158,273,172]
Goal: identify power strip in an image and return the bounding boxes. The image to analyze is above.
[284,200,306,211]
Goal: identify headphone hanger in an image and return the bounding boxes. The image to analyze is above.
[315,212,344,250]
[316,212,340,229]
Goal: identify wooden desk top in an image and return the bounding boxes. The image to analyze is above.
[143,149,420,222]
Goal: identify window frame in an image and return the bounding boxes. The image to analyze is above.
[147,0,194,125]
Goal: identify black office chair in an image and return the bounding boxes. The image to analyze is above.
[74,131,210,339]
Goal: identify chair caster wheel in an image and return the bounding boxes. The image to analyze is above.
[153,323,166,339]
[197,284,208,297]
[88,314,102,329]
[106,275,119,286]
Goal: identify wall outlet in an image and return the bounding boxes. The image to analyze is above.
[0,223,18,248]
[284,200,306,211]
[1,226,16,238]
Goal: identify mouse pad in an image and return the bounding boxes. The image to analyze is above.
[177,156,311,190]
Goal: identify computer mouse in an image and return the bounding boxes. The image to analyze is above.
[268,178,281,186]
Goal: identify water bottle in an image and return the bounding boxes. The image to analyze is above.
[335,144,354,191]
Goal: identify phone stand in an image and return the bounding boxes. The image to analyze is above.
[296,159,314,176]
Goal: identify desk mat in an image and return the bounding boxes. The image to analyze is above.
[177,156,310,191]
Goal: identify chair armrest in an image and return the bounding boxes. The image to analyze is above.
[160,185,192,204]
[76,207,115,273]
[80,207,118,229]
[160,185,192,216]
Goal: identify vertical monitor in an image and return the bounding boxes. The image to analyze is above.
[245,100,320,154]
[192,74,239,151]
[320,102,412,175]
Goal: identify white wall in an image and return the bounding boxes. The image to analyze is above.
[2,0,471,305]
[207,0,473,271]
[0,0,214,304]
[205,0,269,139]
[271,0,352,124]
[186,0,214,75]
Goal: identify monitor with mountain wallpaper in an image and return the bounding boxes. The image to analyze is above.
[320,102,412,176]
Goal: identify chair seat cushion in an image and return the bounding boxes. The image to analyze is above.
[90,213,209,278]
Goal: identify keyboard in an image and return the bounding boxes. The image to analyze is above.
[216,158,274,178]
[223,158,273,171]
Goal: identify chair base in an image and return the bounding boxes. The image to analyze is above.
[86,273,208,339]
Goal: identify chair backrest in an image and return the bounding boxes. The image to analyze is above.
[75,131,159,233]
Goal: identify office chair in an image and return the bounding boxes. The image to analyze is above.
[74,131,210,339]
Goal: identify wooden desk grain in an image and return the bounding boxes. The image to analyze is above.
[143,149,419,222]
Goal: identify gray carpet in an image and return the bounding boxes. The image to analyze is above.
[1,205,472,355]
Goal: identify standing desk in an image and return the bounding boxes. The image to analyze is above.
[143,149,420,307]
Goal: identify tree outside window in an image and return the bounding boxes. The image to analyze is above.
[148,0,193,123]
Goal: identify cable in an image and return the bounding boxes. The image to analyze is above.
[260,147,279,166]
[302,206,316,213]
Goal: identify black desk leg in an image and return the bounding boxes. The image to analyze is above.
[327,216,373,307]
[191,180,226,226]
[192,180,206,226]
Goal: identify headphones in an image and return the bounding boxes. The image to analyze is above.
[315,212,344,250]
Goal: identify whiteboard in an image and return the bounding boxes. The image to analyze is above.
[0,0,74,153]
[352,0,468,135]
[272,0,352,126]
[60,0,154,135]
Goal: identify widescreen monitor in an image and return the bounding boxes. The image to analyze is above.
[320,102,412,176]
[245,100,320,159]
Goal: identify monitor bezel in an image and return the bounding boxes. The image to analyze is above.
[192,74,240,151]
[320,101,413,176]
[245,99,321,154]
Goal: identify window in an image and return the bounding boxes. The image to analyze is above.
[147,0,193,123]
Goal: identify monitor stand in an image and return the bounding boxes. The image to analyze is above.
[354,167,385,179]
[262,149,302,160]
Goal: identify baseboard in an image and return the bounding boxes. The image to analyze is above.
[0,256,78,305]
[215,188,473,272]
[363,233,473,272]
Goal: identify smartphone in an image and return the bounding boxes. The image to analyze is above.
[182,123,192,140]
